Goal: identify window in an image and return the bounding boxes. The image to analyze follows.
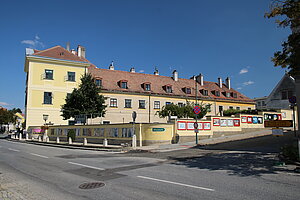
[125,99,132,108]
[139,100,146,109]
[67,72,75,81]
[288,91,293,99]
[219,106,223,115]
[185,88,191,94]
[45,69,53,80]
[154,101,160,109]
[178,102,184,107]
[43,92,52,104]
[95,79,102,87]
[232,93,237,98]
[236,107,240,110]
[257,102,261,106]
[201,89,208,96]
[229,106,233,109]
[110,98,117,107]
[248,108,251,110]
[145,83,151,91]
[281,91,288,100]
[120,81,127,89]
[215,91,220,96]
[226,92,231,98]
[262,101,266,106]
[165,85,172,93]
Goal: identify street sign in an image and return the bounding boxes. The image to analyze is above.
[272,128,284,136]
[152,128,165,132]
[289,96,297,104]
[264,120,293,128]
[194,128,199,133]
[193,106,201,115]
[194,122,198,129]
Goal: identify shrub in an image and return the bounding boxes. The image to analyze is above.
[67,129,76,141]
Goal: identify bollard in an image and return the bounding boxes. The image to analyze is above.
[26,133,29,140]
[12,134,15,139]
[68,137,72,144]
[46,137,49,142]
[56,137,60,144]
[83,138,87,146]
[132,135,137,149]
[19,133,22,140]
[16,134,19,139]
[103,138,108,147]
[38,136,41,142]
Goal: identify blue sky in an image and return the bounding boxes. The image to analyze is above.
[0,0,290,110]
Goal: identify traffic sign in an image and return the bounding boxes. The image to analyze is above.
[264,120,293,128]
[193,106,201,115]
[289,96,296,104]
[194,122,198,129]
[194,128,199,133]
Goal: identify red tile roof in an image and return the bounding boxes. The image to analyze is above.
[88,66,254,103]
[32,46,89,63]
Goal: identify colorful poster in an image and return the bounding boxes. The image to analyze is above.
[187,122,194,130]
[203,122,211,130]
[258,117,263,124]
[241,116,247,123]
[213,118,220,126]
[252,117,258,124]
[198,122,203,130]
[227,119,234,126]
[233,119,240,126]
[221,119,227,127]
[178,121,186,130]
[247,116,253,123]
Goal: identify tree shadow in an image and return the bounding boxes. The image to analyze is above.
[169,152,295,177]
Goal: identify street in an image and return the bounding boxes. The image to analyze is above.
[0,133,299,200]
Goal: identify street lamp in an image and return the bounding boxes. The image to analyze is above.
[43,114,49,125]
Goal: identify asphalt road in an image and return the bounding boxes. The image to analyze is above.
[0,133,299,200]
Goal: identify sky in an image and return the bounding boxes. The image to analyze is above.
[0,0,290,111]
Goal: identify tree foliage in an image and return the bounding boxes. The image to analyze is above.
[265,0,300,76]
[61,73,107,120]
[157,101,211,119]
[0,108,22,125]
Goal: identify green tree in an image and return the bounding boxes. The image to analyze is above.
[265,0,300,76]
[61,73,107,120]
[157,101,211,120]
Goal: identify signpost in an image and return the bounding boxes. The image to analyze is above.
[132,111,137,149]
[193,105,201,144]
[264,120,293,128]
[289,96,297,137]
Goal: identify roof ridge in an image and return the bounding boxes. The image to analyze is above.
[33,45,62,55]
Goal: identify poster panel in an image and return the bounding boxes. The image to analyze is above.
[213,118,220,126]
[233,119,240,126]
[187,122,194,130]
[227,119,234,126]
[247,116,253,123]
[252,117,258,124]
[241,116,247,123]
[203,122,211,130]
[220,119,227,127]
[178,121,186,130]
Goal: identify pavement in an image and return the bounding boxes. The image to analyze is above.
[3,129,273,153]
[0,131,299,200]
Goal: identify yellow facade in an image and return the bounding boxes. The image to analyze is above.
[25,56,89,129]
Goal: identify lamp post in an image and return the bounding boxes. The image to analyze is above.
[43,114,49,125]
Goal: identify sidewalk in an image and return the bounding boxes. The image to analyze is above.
[137,129,273,152]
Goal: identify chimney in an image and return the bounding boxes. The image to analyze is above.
[77,45,86,58]
[218,77,222,88]
[190,75,196,80]
[71,49,76,55]
[196,73,204,86]
[130,67,135,73]
[66,42,70,51]
[109,61,114,70]
[226,77,231,89]
[172,70,178,81]
[154,67,159,75]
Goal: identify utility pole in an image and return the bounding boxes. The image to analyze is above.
[195,76,198,145]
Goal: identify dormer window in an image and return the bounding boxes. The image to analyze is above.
[226,92,231,98]
[119,80,128,89]
[95,79,102,87]
[200,89,208,96]
[164,85,172,93]
[215,91,220,96]
[232,92,237,98]
[185,87,191,94]
[143,83,151,91]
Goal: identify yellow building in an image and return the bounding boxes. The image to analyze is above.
[24,45,90,129]
[24,45,255,130]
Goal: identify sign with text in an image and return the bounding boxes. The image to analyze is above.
[264,120,293,128]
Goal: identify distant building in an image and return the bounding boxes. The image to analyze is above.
[24,45,255,130]
[254,73,296,110]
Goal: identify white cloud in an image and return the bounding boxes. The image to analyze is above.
[239,68,249,74]
[139,70,145,73]
[21,35,44,48]
[0,102,10,106]
[236,87,242,90]
[243,81,254,86]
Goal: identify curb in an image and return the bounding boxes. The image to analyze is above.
[7,139,124,152]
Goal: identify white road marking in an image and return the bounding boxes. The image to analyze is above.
[30,153,49,159]
[137,176,215,192]
[8,148,19,152]
[68,162,105,170]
